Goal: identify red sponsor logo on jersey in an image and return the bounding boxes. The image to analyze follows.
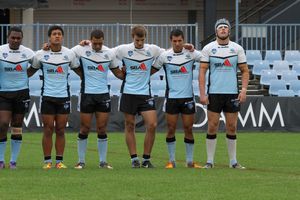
[139,63,147,70]
[57,66,63,73]
[15,64,22,71]
[97,65,105,72]
[223,59,232,67]
[180,66,188,73]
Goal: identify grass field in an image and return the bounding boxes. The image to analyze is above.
[1,132,300,200]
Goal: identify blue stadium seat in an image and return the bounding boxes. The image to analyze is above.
[277,89,296,97]
[193,70,199,80]
[193,62,200,70]
[272,60,290,76]
[151,80,166,90]
[289,80,300,93]
[192,80,199,96]
[156,90,166,97]
[284,50,300,64]
[29,70,42,80]
[69,70,80,81]
[151,72,163,80]
[264,50,282,65]
[291,61,300,76]
[70,80,81,96]
[29,79,42,96]
[107,70,116,83]
[157,69,165,77]
[246,50,262,66]
[109,80,122,96]
[151,80,166,96]
[280,70,298,85]
[268,79,287,96]
[260,70,278,86]
[151,70,165,80]
[252,60,270,76]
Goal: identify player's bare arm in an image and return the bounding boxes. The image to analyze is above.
[150,67,159,75]
[79,40,90,46]
[111,68,125,80]
[183,43,195,52]
[73,67,83,79]
[199,62,209,105]
[238,63,249,103]
[27,66,39,77]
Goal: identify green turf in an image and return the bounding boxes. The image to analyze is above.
[1,132,300,200]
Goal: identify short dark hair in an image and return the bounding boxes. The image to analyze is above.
[47,25,64,37]
[170,29,184,40]
[90,29,104,39]
[131,25,147,38]
[8,26,23,37]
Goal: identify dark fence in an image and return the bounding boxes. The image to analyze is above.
[23,96,300,133]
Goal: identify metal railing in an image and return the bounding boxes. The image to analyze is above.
[0,23,199,51]
[239,24,300,52]
[200,0,285,47]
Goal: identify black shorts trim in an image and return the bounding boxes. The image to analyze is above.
[80,93,111,113]
[119,93,155,115]
[0,89,30,114]
[164,97,195,114]
[207,94,240,113]
[41,96,71,114]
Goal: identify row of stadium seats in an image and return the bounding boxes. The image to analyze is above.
[246,50,300,66]
[260,69,299,85]
[259,75,300,96]
[268,79,300,96]
[252,60,300,76]
[246,50,300,96]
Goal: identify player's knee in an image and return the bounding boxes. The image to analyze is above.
[96,127,106,135]
[183,124,192,134]
[226,123,237,134]
[167,128,176,136]
[208,124,218,134]
[168,126,176,135]
[55,127,65,136]
[166,131,175,138]
[125,120,135,131]
[43,122,54,130]
[207,126,217,133]
[210,120,219,128]
[0,122,9,134]
[147,121,157,131]
[80,125,90,135]
[167,122,176,132]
